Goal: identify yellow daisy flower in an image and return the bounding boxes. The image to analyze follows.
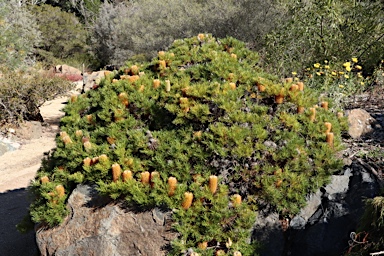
[355,65,362,70]
[324,65,330,69]
[331,71,337,76]
[339,84,344,88]
[339,71,344,75]
[316,72,321,76]
[344,75,349,79]
[345,66,352,72]
[291,71,297,76]
[313,63,321,68]
[360,82,365,86]
[343,62,351,68]
[352,57,358,63]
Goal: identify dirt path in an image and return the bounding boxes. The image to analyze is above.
[0,84,81,192]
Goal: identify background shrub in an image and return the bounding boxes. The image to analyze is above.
[91,0,282,67]
[0,67,74,124]
[263,0,384,77]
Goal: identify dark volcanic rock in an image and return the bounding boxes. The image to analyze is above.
[36,185,177,256]
[252,162,382,256]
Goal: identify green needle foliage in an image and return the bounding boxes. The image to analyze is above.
[22,34,347,255]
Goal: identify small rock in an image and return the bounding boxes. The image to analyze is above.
[346,109,375,139]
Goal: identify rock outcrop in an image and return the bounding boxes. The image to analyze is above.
[36,185,177,256]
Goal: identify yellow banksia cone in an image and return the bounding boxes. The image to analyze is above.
[118,92,129,107]
[276,179,283,187]
[229,82,236,90]
[337,112,344,119]
[62,135,72,145]
[159,60,166,69]
[216,250,226,256]
[165,80,171,92]
[104,70,111,77]
[59,131,68,138]
[297,81,304,91]
[168,177,177,196]
[289,84,299,91]
[158,51,166,58]
[285,77,293,83]
[112,163,122,182]
[234,251,242,256]
[326,132,334,148]
[128,75,140,83]
[139,85,145,92]
[230,53,237,59]
[297,106,305,114]
[99,154,108,163]
[309,107,316,122]
[182,192,193,210]
[130,65,139,75]
[232,194,242,206]
[83,141,92,151]
[153,79,161,89]
[275,88,285,104]
[70,95,77,103]
[321,101,328,110]
[198,241,208,250]
[83,157,92,167]
[75,130,83,137]
[40,176,50,184]
[91,157,99,165]
[209,175,218,194]
[257,82,266,92]
[150,171,159,187]
[55,185,65,198]
[86,114,93,123]
[197,33,205,41]
[141,171,150,185]
[122,170,133,182]
[325,122,332,134]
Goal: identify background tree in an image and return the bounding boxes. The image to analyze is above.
[30,4,94,68]
[0,0,41,69]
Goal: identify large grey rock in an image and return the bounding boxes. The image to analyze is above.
[36,185,177,256]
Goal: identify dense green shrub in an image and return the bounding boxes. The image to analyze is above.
[23,35,346,255]
[0,68,74,124]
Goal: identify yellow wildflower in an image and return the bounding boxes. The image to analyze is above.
[306,68,311,71]
[344,75,349,79]
[360,82,365,86]
[339,71,344,75]
[352,57,358,63]
[355,65,362,70]
[324,60,328,64]
[357,73,363,78]
[331,71,337,76]
[291,71,297,76]
[339,84,344,88]
[316,72,321,76]
[324,65,330,69]
[343,62,351,68]
[313,63,321,68]
[294,77,299,81]
[345,66,352,72]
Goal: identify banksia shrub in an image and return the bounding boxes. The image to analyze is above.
[24,34,346,255]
